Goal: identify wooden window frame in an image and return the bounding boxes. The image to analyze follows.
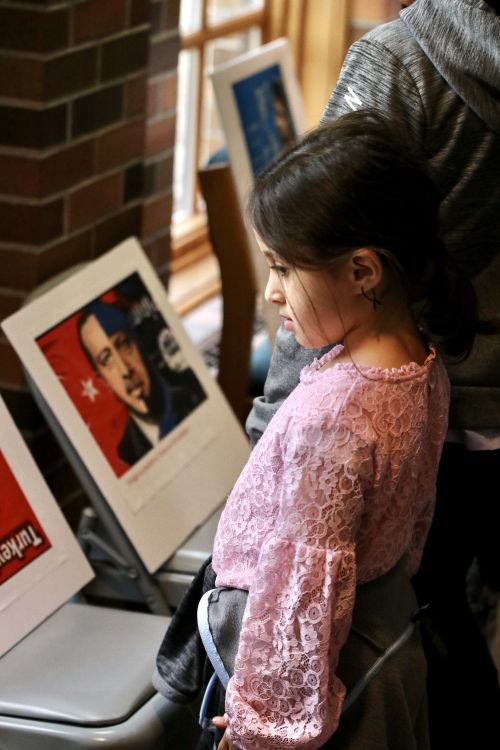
[171,0,349,296]
[171,1,271,270]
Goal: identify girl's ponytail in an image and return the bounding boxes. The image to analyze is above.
[422,239,477,361]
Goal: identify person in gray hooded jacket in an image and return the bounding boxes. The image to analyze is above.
[246,0,500,746]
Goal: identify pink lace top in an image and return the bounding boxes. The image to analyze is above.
[212,344,450,749]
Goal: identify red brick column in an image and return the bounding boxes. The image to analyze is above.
[0,0,180,526]
[143,0,180,282]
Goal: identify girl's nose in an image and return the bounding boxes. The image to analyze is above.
[264,274,285,305]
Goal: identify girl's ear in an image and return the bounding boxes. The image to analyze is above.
[349,248,383,293]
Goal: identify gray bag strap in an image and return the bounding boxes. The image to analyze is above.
[341,619,416,712]
[197,588,233,689]
[197,584,420,726]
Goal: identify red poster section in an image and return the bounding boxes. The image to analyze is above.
[0,451,52,585]
[36,304,130,478]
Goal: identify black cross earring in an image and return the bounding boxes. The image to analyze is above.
[361,287,382,311]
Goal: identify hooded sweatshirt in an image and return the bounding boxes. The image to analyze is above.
[246,0,500,441]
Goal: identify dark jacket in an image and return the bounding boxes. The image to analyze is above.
[246,0,500,440]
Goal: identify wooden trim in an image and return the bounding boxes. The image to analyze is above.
[171,215,210,258]
[295,0,308,84]
[266,0,348,125]
[171,211,207,242]
[173,278,221,316]
[266,0,305,63]
[169,250,221,316]
[181,9,267,49]
[198,162,257,425]
[266,0,286,39]
[171,234,212,266]
[173,2,271,277]
[194,45,205,192]
[169,237,220,316]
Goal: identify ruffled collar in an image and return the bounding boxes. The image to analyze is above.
[300,343,437,384]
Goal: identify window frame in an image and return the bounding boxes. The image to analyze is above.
[171,0,352,291]
[171,1,271,268]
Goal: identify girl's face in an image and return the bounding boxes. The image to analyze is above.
[258,238,354,349]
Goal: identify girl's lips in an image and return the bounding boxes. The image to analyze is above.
[282,316,294,331]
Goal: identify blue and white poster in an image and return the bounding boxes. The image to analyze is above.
[211,39,306,340]
[232,63,296,176]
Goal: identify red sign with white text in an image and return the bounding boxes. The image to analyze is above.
[0,451,52,585]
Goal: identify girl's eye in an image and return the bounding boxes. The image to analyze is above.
[271,264,289,278]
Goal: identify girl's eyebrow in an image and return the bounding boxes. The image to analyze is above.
[263,249,285,264]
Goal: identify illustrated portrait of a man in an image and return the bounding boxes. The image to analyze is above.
[77,299,205,466]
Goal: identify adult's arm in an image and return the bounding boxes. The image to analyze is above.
[321,25,423,141]
[245,329,327,447]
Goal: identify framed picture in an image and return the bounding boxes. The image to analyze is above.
[0,396,93,657]
[210,37,307,318]
[2,238,250,573]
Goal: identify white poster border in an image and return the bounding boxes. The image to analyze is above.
[2,238,250,573]
[0,396,94,657]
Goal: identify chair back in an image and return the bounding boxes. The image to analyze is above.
[199,163,257,425]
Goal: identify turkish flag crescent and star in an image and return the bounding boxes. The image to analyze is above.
[36,290,131,478]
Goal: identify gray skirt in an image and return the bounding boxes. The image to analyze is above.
[155,557,430,750]
[326,561,430,749]
[198,561,430,750]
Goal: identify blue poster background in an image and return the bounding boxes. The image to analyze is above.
[232,63,296,177]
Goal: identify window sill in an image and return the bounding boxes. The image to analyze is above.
[170,214,221,315]
[169,250,221,317]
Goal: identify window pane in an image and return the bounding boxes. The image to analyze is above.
[172,48,200,223]
[207,0,264,26]
[180,0,203,35]
[199,27,262,169]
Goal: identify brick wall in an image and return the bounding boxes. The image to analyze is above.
[0,0,180,527]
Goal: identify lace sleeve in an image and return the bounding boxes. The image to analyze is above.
[225,422,372,749]
[405,488,434,578]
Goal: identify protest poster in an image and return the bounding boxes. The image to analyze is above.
[0,397,93,657]
[2,238,250,573]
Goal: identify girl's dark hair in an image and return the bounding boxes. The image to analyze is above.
[485,1,500,14]
[248,109,477,360]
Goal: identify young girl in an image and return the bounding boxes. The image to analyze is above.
[201,110,476,750]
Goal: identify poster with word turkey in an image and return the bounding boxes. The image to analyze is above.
[0,397,93,657]
[2,238,250,574]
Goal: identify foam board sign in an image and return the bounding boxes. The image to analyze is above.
[0,396,94,657]
[2,237,250,573]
